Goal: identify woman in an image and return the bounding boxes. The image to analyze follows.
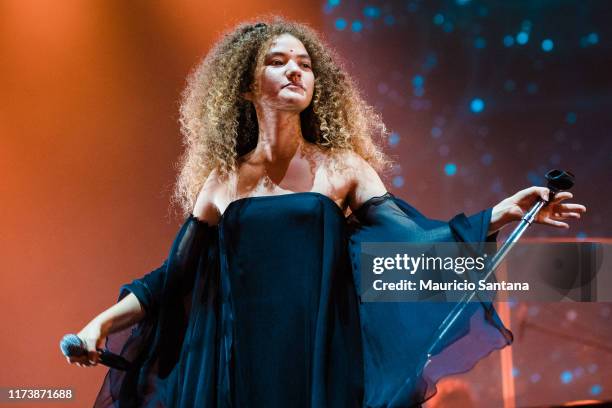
[67,18,586,407]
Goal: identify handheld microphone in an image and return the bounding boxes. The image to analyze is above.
[60,334,132,371]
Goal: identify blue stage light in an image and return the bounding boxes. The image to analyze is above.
[590,384,603,396]
[384,15,395,26]
[587,32,599,45]
[456,0,471,5]
[328,0,340,6]
[560,370,573,384]
[351,20,363,32]
[392,176,404,187]
[503,35,514,47]
[335,18,347,30]
[388,132,400,146]
[512,367,520,377]
[431,127,442,138]
[576,232,587,239]
[443,21,454,33]
[527,171,541,185]
[363,6,381,19]
[433,13,444,25]
[530,373,541,383]
[470,98,485,113]
[566,112,577,124]
[413,87,425,97]
[444,163,457,176]
[474,37,486,49]
[516,32,529,45]
[541,39,554,52]
[412,75,424,88]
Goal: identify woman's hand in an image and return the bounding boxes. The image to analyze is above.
[489,186,586,234]
[65,319,109,368]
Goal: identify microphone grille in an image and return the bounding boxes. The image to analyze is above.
[60,334,87,357]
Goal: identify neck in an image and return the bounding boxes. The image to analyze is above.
[251,105,304,162]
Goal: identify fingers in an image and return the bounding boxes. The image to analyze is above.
[550,191,573,203]
[526,187,586,229]
[66,355,95,367]
[551,212,581,220]
[87,349,100,366]
[523,186,550,201]
[549,203,587,220]
[557,203,587,213]
[541,216,569,229]
[65,339,101,367]
[80,335,101,366]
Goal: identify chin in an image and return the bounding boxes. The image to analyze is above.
[278,98,311,112]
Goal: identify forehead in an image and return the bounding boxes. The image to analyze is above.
[267,33,309,55]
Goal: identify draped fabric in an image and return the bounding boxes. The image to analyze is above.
[346,193,512,407]
[93,192,512,408]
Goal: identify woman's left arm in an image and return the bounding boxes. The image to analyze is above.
[489,186,587,234]
[346,152,587,234]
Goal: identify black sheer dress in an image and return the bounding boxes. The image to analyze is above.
[93,192,512,408]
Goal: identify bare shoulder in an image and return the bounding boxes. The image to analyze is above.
[192,167,224,225]
[339,150,388,212]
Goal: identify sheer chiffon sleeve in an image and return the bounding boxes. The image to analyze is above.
[94,214,215,408]
[347,193,513,408]
[119,261,168,318]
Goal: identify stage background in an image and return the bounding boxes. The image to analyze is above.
[1,0,610,406]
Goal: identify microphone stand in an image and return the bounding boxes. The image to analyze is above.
[422,169,575,367]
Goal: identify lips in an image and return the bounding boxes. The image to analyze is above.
[283,83,305,90]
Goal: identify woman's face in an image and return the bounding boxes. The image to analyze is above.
[250,33,315,112]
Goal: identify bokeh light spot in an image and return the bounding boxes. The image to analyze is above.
[470,98,485,113]
[542,39,554,52]
[444,163,457,176]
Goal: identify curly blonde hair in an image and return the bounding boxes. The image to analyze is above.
[172,16,393,217]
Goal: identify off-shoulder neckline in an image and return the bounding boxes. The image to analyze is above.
[212,191,394,224]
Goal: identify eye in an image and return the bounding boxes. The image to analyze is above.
[301,63,311,69]
[271,59,283,66]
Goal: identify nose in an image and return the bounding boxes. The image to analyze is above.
[285,59,302,81]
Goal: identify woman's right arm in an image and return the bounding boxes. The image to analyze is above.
[68,170,221,368]
[66,291,146,367]
[94,291,146,334]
